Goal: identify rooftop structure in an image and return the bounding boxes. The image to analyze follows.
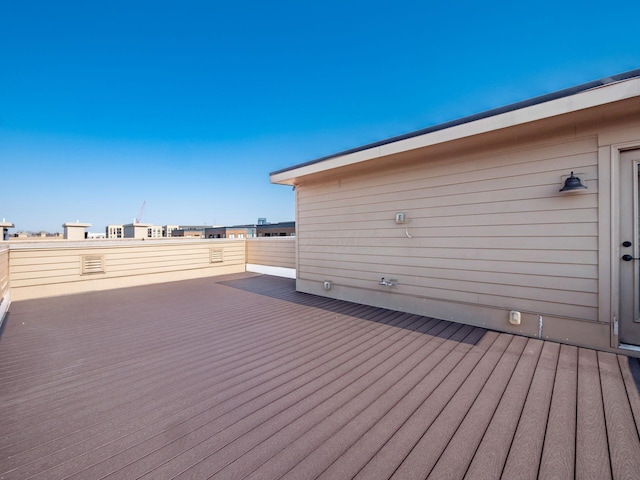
[0,221,14,241]
[272,68,640,355]
[62,222,91,240]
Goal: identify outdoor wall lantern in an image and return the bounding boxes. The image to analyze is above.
[559,172,587,192]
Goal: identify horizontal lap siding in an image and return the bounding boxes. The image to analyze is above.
[0,246,8,301]
[297,136,599,321]
[246,238,296,269]
[9,241,246,298]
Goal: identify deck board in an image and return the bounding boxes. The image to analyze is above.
[0,273,639,479]
[501,341,560,479]
[618,354,640,441]
[352,328,496,480]
[539,344,578,479]
[576,348,611,479]
[463,337,544,480]
[427,335,528,480]
[599,351,640,479]
[389,333,513,479]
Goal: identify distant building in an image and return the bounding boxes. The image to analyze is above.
[204,226,256,239]
[256,221,295,237]
[108,224,176,238]
[87,232,106,239]
[171,227,203,238]
[63,222,91,240]
[1,221,15,240]
[203,221,295,239]
[106,225,124,239]
[163,225,180,237]
[147,225,163,238]
[129,220,295,239]
[8,232,63,240]
[123,223,164,239]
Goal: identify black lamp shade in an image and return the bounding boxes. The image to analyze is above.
[560,172,587,192]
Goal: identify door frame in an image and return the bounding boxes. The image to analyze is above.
[610,141,640,349]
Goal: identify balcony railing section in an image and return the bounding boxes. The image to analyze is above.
[4,237,296,302]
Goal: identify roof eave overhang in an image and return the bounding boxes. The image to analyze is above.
[270,76,640,186]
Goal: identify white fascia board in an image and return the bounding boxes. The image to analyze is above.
[271,77,640,185]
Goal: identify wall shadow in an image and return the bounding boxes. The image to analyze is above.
[219,274,485,346]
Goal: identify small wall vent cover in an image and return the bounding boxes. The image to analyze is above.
[81,255,105,274]
[210,248,224,263]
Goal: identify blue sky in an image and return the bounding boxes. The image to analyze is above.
[1,0,639,233]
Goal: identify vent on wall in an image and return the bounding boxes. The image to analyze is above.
[81,255,105,274]
[210,249,224,263]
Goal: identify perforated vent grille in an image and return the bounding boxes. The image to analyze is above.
[210,249,223,263]
[82,255,105,274]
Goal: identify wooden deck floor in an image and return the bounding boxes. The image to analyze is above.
[1,273,639,479]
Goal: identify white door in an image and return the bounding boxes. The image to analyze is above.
[619,149,640,345]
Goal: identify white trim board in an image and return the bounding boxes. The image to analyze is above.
[246,264,296,279]
[0,290,10,329]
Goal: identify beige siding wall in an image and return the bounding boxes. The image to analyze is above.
[246,237,296,269]
[10,240,246,300]
[0,245,9,312]
[297,133,601,333]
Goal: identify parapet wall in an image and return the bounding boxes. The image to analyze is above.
[246,237,296,269]
[0,245,9,323]
[6,237,297,301]
[9,239,246,301]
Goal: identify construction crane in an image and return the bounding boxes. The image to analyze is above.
[135,201,146,224]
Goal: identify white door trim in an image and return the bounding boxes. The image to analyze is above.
[610,141,640,348]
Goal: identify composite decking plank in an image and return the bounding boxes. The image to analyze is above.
[352,329,498,480]
[1,284,376,468]
[19,307,423,479]
[242,326,487,480]
[3,304,405,478]
[0,288,294,408]
[0,302,331,432]
[426,335,528,480]
[60,312,441,479]
[315,328,494,480]
[575,348,611,480]
[598,351,640,479]
[500,341,560,480]
[388,334,513,479]
[618,355,640,439]
[539,344,578,479]
[0,295,375,415]
[2,294,362,460]
[463,338,544,480]
[0,282,334,394]
[0,281,249,372]
[141,321,469,480]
